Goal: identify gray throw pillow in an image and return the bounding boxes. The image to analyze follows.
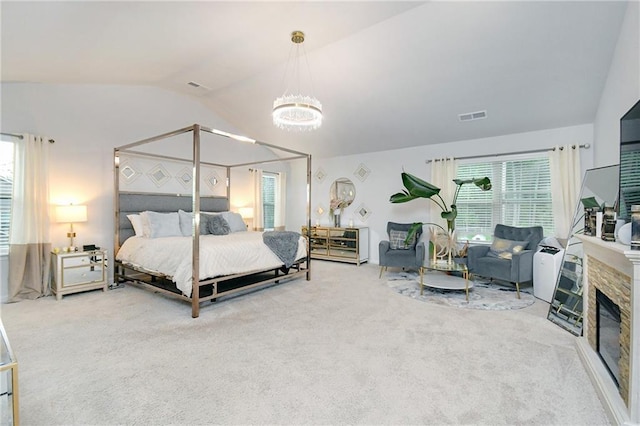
[208,214,230,235]
[199,213,218,235]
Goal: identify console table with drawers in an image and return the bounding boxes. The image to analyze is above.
[301,226,369,265]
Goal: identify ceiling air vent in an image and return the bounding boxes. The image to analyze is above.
[186,81,212,92]
[458,110,487,122]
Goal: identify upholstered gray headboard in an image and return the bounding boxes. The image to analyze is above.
[117,192,230,247]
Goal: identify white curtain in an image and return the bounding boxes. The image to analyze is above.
[252,168,264,231]
[430,158,458,230]
[549,145,581,241]
[274,172,286,230]
[9,134,52,301]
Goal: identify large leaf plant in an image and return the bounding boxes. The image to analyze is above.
[390,171,492,242]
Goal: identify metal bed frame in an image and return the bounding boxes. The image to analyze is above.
[113,124,312,318]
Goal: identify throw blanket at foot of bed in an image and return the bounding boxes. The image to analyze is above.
[263,231,301,268]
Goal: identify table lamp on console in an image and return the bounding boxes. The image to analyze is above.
[239,207,254,230]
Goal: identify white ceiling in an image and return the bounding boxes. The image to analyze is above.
[0,1,630,158]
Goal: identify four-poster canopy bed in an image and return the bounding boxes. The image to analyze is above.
[113,124,312,318]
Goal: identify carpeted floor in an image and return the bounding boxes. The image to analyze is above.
[1,260,610,425]
[386,270,536,310]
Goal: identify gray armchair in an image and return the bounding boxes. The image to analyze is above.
[379,222,425,278]
[467,224,543,298]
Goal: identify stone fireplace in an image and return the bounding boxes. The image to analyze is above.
[576,234,640,425]
[586,256,630,401]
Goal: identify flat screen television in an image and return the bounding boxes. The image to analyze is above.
[619,99,640,221]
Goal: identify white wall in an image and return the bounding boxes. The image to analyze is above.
[296,124,595,265]
[594,1,640,167]
[0,82,276,301]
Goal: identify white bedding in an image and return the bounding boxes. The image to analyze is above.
[116,231,306,297]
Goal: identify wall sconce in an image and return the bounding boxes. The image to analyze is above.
[55,204,87,248]
[238,207,254,229]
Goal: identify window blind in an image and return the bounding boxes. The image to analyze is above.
[454,155,554,241]
[620,147,640,220]
[262,173,277,231]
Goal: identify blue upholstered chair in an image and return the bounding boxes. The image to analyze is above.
[379,222,425,278]
[467,224,543,298]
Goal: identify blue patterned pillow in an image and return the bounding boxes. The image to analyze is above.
[486,237,528,260]
[389,229,415,250]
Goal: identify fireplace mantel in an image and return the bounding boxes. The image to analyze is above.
[575,234,640,425]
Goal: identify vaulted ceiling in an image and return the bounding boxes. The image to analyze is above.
[0,1,630,158]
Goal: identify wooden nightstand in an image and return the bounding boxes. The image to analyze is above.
[50,249,108,300]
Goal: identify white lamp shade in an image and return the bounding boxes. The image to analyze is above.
[56,205,87,223]
[238,207,254,219]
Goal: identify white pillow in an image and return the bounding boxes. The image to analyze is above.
[127,214,144,237]
[139,211,151,237]
[221,211,247,232]
[144,211,182,238]
[178,209,193,236]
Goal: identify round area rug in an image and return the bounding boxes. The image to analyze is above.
[386,271,536,310]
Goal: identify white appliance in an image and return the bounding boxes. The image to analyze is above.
[533,246,565,303]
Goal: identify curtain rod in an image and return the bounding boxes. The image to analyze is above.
[1,132,23,139]
[0,132,55,143]
[248,167,282,174]
[425,143,590,163]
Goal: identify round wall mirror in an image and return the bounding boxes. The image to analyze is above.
[330,177,356,210]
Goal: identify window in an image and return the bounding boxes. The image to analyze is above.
[619,142,640,220]
[454,154,554,242]
[0,140,13,255]
[262,173,277,231]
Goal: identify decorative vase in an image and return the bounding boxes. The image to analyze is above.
[334,213,341,228]
[430,226,457,264]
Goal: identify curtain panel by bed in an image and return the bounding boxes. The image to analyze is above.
[274,171,286,231]
[8,133,52,302]
[252,169,264,231]
[549,145,581,241]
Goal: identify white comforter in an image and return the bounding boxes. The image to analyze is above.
[116,231,306,297]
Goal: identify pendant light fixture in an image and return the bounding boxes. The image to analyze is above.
[272,31,323,131]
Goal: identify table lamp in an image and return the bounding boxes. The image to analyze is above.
[238,207,254,229]
[55,204,87,249]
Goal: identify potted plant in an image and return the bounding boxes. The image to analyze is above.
[389,171,492,245]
